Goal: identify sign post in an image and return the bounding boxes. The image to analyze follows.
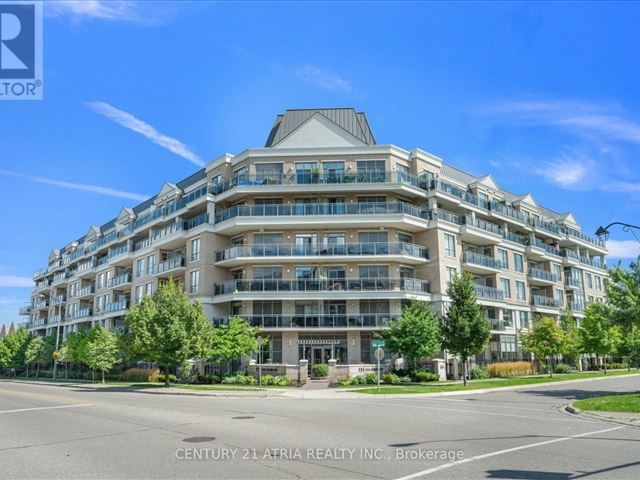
[257,335,263,387]
[374,347,384,393]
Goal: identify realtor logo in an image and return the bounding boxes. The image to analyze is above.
[0,1,42,99]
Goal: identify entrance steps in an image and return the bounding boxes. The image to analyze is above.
[301,378,331,389]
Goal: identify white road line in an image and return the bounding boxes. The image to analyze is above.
[0,403,94,415]
[393,425,625,480]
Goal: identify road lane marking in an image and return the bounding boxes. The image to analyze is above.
[393,425,625,480]
[0,403,94,415]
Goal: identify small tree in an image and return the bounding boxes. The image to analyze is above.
[441,273,491,386]
[520,316,565,377]
[207,317,259,370]
[53,344,72,380]
[559,308,582,370]
[24,337,44,378]
[383,300,441,371]
[2,329,30,371]
[126,278,211,385]
[0,340,10,371]
[581,302,623,374]
[85,327,120,383]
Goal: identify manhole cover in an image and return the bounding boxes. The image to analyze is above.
[232,416,255,419]
[182,436,216,443]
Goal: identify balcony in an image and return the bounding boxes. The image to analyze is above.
[475,285,505,301]
[153,256,186,276]
[108,272,132,289]
[460,216,503,245]
[463,251,506,274]
[77,260,96,278]
[19,305,32,315]
[214,277,430,298]
[579,256,606,270]
[214,202,428,234]
[490,319,514,331]
[70,307,93,320]
[528,267,559,286]
[528,218,561,237]
[531,295,562,309]
[52,272,69,285]
[50,314,64,324]
[51,294,66,306]
[565,277,581,289]
[527,237,561,260]
[34,299,49,309]
[488,201,528,224]
[35,279,52,292]
[564,227,607,251]
[570,302,585,313]
[106,300,130,313]
[244,313,398,329]
[28,318,47,328]
[33,268,48,279]
[77,285,95,299]
[214,242,429,266]
[108,243,131,261]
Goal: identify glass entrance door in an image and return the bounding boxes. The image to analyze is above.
[312,346,332,366]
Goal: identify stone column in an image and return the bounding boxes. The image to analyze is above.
[298,359,308,386]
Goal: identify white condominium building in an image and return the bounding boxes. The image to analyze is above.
[22,108,607,367]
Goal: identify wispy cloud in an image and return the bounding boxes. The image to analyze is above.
[0,170,147,202]
[0,276,32,288]
[46,1,195,26]
[295,65,352,93]
[605,240,640,259]
[87,101,204,167]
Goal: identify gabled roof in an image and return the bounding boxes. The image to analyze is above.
[85,226,101,242]
[265,108,376,147]
[48,249,60,262]
[155,182,182,202]
[512,193,538,208]
[116,207,135,224]
[471,175,500,191]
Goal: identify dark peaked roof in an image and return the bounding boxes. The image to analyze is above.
[265,108,376,147]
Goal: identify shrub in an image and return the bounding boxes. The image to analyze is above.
[553,363,573,374]
[261,375,276,386]
[339,375,352,387]
[233,373,257,385]
[487,361,534,378]
[470,365,489,379]
[364,372,378,384]
[383,373,401,384]
[157,373,177,383]
[221,375,237,384]
[198,374,221,384]
[607,362,628,370]
[178,364,199,384]
[312,363,329,377]
[414,371,439,382]
[275,375,291,386]
[122,368,160,383]
[399,375,412,383]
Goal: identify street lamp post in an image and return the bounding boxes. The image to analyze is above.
[595,222,640,244]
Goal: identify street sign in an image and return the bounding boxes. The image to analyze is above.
[374,348,385,361]
[371,339,385,349]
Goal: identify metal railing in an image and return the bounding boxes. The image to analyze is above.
[564,227,606,248]
[154,255,185,275]
[475,285,505,300]
[108,272,132,288]
[530,237,561,256]
[528,267,559,283]
[214,277,431,295]
[531,295,563,308]
[464,251,506,270]
[106,300,130,313]
[214,202,428,224]
[244,313,398,329]
[215,242,428,262]
[565,277,581,288]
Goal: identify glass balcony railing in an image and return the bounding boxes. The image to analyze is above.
[528,268,559,283]
[429,208,462,225]
[108,272,132,288]
[561,249,579,260]
[244,313,398,329]
[530,237,561,256]
[51,295,66,305]
[564,227,606,248]
[565,277,581,288]
[215,242,429,262]
[77,285,95,297]
[106,300,130,313]
[475,285,505,300]
[464,251,506,270]
[154,255,185,275]
[532,295,563,308]
[490,319,513,331]
[570,302,585,313]
[463,215,502,236]
[528,218,560,235]
[214,277,430,295]
[78,260,96,272]
[108,243,130,259]
[71,307,93,319]
[214,202,428,224]
[579,256,606,269]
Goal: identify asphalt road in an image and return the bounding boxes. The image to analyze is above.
[1,376,640,480]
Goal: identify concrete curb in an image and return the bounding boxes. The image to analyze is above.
[564,404,582,415]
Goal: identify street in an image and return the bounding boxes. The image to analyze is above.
[1,377,639,479]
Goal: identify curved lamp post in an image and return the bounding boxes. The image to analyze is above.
[595,222,640,243]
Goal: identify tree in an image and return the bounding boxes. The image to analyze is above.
[0,340,10,370]
[621,324,640,369]
[207,317,259,369]
[85,327,120,383]
[125,278,211,385]
[2,329,30,370]
[24,337,46,378]
[441,273,491,386]
[559,308,582,370]
[606,259,640,332]
[382,300,441,370]
[53,344,72,380]
[520,316,565,377]
[65,331,89,369]
[581,302,623,374]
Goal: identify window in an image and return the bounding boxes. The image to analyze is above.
[191,238,201,262]
[498,249,509,269]
[190,270,199,293]
[135,285,143,304]
[323,161,345,183]
[255,163,283,180]
[555,288,564,304]
[357,160,386,182]
[500,278,511,298]
[396,164,410,182]
[398,232,412,244]
[519,311,530,329]
[296,162,317,184]
[98,272,105,289]
[588,295,594,303]
[584,272,592,289]
[446,266,457,283]
[595,276,602,290]
[145,282,153,296]
[359,265,388,279]
[516,281,526,301]
[514,253,524,273]
[147,255,155,275]
[444,233,456,258]
[553,264,562,280]
[502,309,513,327]
[106,271,112,284]
[136,258,145,277]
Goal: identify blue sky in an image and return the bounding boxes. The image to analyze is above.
[2,1,640,329]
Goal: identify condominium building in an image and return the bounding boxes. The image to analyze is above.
[21,108,607,366]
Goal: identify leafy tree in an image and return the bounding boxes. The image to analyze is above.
[2,329,30,370]
[441,273,491,386]
[0,340,11,370]
[559,308,583,369]
[53,344,72,380]
[606,259,640,332]
[25,336,52,379]
[520,316,565,377]
[65,331,89,368]
[125,278,211,385]
[382,300,441,370]
[85,327,120,383]
[581,302,623,374]
[620,324,640,369]
[207,317,259,368]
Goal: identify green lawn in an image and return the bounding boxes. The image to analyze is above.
[0,378,268,391]
[167,384,265,391]
[574,392,640,413]
[349,369,639,394]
